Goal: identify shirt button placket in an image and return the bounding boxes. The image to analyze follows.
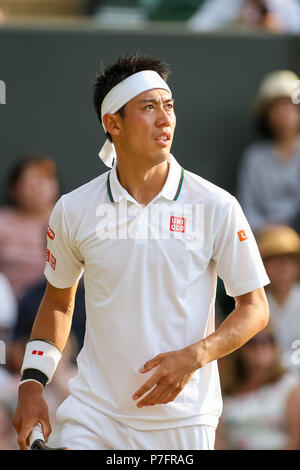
[135,208,148,245]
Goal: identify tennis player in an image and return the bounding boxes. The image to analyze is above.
[12,54,270,450]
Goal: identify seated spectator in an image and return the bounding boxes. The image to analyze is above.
[257,225,300,374]
[237,70,300,235]
[7,279,86,374]
[0,271,18,408]
[188,0,300,34]
[0,156,60,299]
[0,273,19,450]
[216,325,300,449]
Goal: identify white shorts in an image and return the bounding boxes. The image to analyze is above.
[56,396,216,450]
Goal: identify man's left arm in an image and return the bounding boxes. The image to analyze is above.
[133,287,269,408]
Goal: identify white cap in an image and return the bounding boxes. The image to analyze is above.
[254,70,300,115]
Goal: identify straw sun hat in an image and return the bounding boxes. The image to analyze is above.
[257,225,300,260]
[253,70,300,116]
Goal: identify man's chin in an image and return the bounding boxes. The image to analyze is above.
[153,146,172,162]
[150,152,171,167]
[131,146,171,167]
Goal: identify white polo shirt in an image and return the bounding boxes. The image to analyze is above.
[44,155,269,431]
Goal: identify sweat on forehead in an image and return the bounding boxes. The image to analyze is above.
[101,70,172,131]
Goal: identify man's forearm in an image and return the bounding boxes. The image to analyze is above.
[29,282,77,352]
[189,288,269,369]
[30,302,73,352]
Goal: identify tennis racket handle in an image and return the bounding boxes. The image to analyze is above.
[30,423,45,447]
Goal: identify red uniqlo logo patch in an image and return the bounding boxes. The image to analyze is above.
[46,249,50,262]
[47,225,55,240]
[32,350,44,356]
[50,254,56,270]
[238,230,248,242]
[170,216,186,233]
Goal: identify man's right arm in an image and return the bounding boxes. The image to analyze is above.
[12,281,78,450]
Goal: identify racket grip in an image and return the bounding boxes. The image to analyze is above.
[29,423,71,450]
[30,423,45,448]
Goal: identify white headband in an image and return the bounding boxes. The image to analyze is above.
[98,70,172,168]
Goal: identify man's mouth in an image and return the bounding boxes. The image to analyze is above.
[154,133,171,144]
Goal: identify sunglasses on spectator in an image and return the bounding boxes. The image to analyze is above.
[247,334,276,346]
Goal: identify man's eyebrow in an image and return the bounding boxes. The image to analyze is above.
[139,98,175,104]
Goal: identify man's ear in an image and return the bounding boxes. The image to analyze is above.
[102,113,121,137]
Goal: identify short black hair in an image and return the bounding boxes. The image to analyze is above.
[93,54,172,142]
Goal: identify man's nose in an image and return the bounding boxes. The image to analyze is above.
[156,107,172,126]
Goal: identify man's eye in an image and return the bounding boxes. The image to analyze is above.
[145,104,154,110]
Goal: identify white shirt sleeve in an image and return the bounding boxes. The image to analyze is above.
[44,197,84,289]
[212,197,270,297]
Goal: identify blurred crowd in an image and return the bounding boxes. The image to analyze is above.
[0,156,86,449]
[0,1,300,34]
[215,69,300,449]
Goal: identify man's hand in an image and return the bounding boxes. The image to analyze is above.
[12,381,51,450]
[132,345,201,407]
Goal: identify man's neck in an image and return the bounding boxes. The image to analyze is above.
[116,157,170,206]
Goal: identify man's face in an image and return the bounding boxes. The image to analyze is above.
[115,88,176,165]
